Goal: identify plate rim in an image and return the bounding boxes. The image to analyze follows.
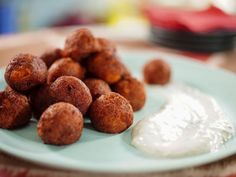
[1,51,236,173]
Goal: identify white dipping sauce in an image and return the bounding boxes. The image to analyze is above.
[131,85,234,157]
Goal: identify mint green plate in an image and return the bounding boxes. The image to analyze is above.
[0,51,236,173]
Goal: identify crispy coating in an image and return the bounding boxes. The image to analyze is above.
[47,58,85,84]
[30,85,53,119]
[5,53,47,93]
[84,78,111,100]
[37,102,83,145]
[40,48,63,68]
[64,28,100,61]
[89,92,133,134]
[113,77,146,111]
[0,87,31,129]
[119,60,132,78]
[50,76,92,115]
[97,38,116,53]
[87,52,124,84]
[143,59,171,85]
[4,85,12,92]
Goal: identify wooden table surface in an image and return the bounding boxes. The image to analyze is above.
[0,25,236,177]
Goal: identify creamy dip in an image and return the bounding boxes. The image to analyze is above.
[131,85,234,157]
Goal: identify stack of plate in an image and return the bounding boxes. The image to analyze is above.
[150,26,236,53]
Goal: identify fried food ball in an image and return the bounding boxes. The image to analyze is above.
[113,77,146,111]
[97,38,116,53]
[30,85,53,119]
[50,76,92,115]
[84,78,111,100]
[5,53,47,93]
[47,58,85,84]
[143,59,171,85]
[37,102,83,145]
[89,92,133,134]
[0,87,31,129]
[40,48,63,68]
[119,61,132,78]
[64,28,100,61]
[87,52,124,84]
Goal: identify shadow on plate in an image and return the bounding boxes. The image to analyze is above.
[81,122,117,143]
[7,120,41,143]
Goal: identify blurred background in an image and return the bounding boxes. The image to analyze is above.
[1,0,236,34]
[0,0,236,66]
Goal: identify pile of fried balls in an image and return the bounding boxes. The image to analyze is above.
[0,28,171,146]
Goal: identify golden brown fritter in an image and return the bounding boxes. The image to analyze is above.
[113,77,146,111]
[89,92,133,134]
[0,87,31,129]
[50,76,92,115]
[47,58,85,84]
[143,59,171,85]
[96,38,116,53]
[87,52,124,84]
[119,60,132,78]
[5,53,47,93]
[40,48,63,68]
[37,102,83,145]
[1,27,140,141]
[64,28,100,61]
[29,85,53,119]
[84,78,111,100]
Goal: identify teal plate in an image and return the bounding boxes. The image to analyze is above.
[0,51,236,173]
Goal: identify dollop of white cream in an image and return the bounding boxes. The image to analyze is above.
[131,85,234,157]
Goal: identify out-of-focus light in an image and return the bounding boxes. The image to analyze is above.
[213,0,236,14]
[147,0,236,14]
[0,2,17,34]
[148,0,210,10]
[107,0,146,26]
